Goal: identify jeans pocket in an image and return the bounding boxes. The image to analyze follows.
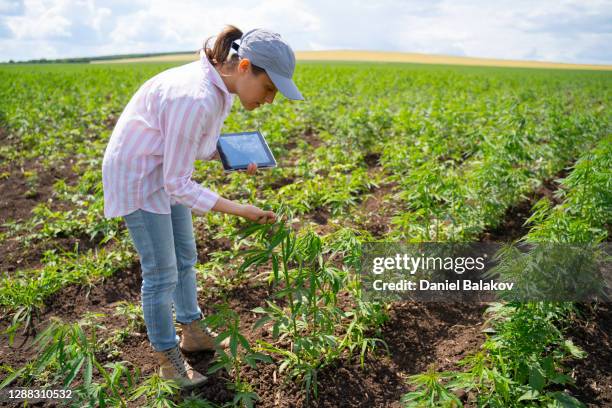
[124,210,151,264]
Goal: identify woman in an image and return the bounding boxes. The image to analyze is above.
[102,25,304,388]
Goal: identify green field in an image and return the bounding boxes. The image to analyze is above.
[0,61,610,407]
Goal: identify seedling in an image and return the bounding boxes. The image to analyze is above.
[204,304,270,408]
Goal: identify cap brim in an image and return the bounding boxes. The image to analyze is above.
[267,70,304,101]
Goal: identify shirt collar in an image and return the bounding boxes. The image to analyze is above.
[199,49,231,96]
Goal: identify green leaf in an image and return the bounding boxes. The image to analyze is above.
[547,391,586,408]
[239,252,269,273]
[239,223,266,239]
[564,340,587,359]
[206,360,229,374]
[0,366,26,389]
[129,385,148,401]
[518,389,540,401]
[272,254,280,282]
[481,327,497,334]
[230,334,238,358]
[268,228,288,251]
[360,339,368,367]
[237,333,250,351]
[64,355,85,387]
[234,391,258,408]
[529,365,546,391]
[215,330,231,347]
[550,373,573,385]
[253,315,272,331]
[542,356,555,377]
[244,352,272,368]
[84,356,93,388]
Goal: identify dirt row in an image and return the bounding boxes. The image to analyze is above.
[0,155,83,274]
[567,303,612,407]
[480,169,569,242]
[1,131,608,406]
[3,251,609,407]
[0,259,486,407]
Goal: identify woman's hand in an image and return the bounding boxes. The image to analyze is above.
[209,150,221,161]
[240,204,276,224]
[246,162,258,175]
[212,197,275,224]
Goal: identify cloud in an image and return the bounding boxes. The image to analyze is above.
[516,1,612,35]
[104,0,320,54]
[0,15,13,38]
[0,0,610,64]
[0,0,25,15]
[4,0,114,43]
[6,1,70,40]
[573,33,612,64]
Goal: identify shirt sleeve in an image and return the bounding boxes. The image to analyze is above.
[159,96,219,214]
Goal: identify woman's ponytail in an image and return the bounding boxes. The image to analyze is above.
[204,25,242,66]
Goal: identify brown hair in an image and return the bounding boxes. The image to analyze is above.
[203,25,265,75]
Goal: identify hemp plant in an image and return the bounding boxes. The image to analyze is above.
[323,227,390,367]
[237,209,386,401]
[0,314,140,407]
[204,304,271,408]
[113,300,145,333]
[130,373,181,408]
[401,366,462,408]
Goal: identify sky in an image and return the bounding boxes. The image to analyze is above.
[1,0,611,64]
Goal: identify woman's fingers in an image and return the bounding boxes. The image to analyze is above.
[246,162,257,175]
[257,210,276,224]
[266,211,276,223]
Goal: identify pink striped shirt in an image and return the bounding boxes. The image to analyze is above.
[102,50,233,218]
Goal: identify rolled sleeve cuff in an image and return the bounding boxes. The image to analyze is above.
[190,188,220,215]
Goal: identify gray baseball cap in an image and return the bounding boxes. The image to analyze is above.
[234,29,304,101]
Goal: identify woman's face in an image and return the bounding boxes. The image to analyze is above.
[234,59,278,111]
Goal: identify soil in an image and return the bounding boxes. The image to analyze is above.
[364,153,381,168]
[0,158,82,273]
[566,303,612,408]
[311,207,331,225]
[358,178,398,239]
[2,243,610,407]
[1,144,606,407]
[481,170,567,242]
[102,114,119,130]
[303,129,323,149]
[0,259,487,408]
[283,127,322,147]
[0,232,106,278]
[270,177,295,190]
[43,262,143,320]
[0,261,144,392]
[0,160,78,226]
[193,223,232,265]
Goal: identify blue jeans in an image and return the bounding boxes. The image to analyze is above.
[123,204,202,351]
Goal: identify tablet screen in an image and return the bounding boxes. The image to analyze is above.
[217,131,276,171]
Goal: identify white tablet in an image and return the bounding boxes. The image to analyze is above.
[217,131,277,172]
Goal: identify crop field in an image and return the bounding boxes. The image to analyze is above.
[0,60,611,407]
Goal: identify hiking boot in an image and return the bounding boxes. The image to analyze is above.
[154,345,207,389]
[178,316,229,353]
